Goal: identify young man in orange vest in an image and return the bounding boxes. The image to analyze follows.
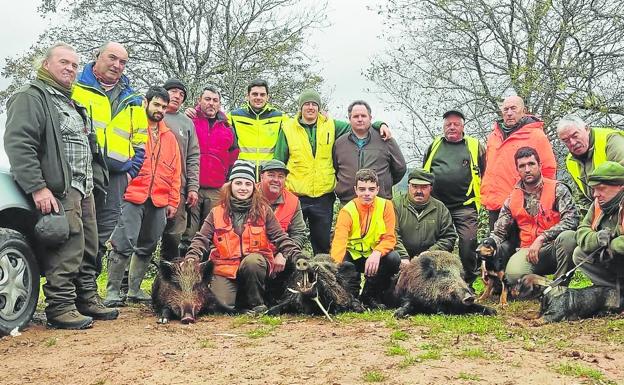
[569,161,624,290]
[258,159,307,302]
[331,168,401,309]
[478,147,579,284]
[103,86,182,307]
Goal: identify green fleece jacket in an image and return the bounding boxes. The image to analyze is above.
[393,193,458,259]
[577,199,624,257]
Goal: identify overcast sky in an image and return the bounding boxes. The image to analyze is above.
[0,0,408,163]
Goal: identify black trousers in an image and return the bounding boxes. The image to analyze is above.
[299,192,335,255]
[340,251,402,298]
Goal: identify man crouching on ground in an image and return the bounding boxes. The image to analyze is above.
[330,168,401,309]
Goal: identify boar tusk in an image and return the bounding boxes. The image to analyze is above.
[312,295,333,322]
[287,288,300,294]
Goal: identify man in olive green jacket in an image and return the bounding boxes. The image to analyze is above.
[569,161,624,290]
[393,169,458,262]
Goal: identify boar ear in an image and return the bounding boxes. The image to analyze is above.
[159,260,175,280]
[200,260,214,282]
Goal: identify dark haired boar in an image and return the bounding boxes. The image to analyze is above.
[392,250,496,318]
[152,256,222,324]
[267,254,365,319]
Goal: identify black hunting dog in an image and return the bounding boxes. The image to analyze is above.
[152,257,224,324]
[390,251,497,318]
[267,254,365,320]
[513,274,622,323]
[476,239,511,306]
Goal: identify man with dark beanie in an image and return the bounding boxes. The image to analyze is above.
[274,90,392,254]
[159,78,200,261]
[4,42,115,329]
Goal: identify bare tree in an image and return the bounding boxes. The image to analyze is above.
[1,0,327,113]
[367,0,624,161]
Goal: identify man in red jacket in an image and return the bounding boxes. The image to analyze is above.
[182,86,239,248]
[103,86,182,307]
[481,96,557,230]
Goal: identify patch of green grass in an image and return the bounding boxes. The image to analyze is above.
[555,362,613,384]
[390,329,409,341]
[384,317,399,329]
[362,369,386,383]
[569,270,592,289]
[246,326,274,339]
[417,349,441,360]
[410,314,510,341]
[472,277,485,295]
[398,355,419,368]
[258,315,282,326]
[337,310,393,323]
[457,372,482,381]
[599,319,624,344]
[231,315,253,327]
[197,339,215,349]
[385,343,409,356]
[43,337,57,347]
[459,347,488,359]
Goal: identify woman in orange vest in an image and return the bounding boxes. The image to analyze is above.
[186,160,303,314]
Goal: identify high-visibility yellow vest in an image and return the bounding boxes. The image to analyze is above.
[423,135,481,210]
[344,197,387,260]
[282,114,336,197]
[228,103,285,173]
[566,127,624,200]
[72,84,148,169]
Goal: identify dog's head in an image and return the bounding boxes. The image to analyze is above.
[511,274,551,299]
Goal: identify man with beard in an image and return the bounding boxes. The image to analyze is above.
[159,78,200,261]
[481,96,557,230]
[569,162,624,291]
[393,168,457,262]
[72,41,148,275]
[257,160,307,302]
[556,114,624,205]
[479,147,579,284]
[103,86,181,306]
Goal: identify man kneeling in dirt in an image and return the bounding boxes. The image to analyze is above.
[331,169,401,309]
[478,147,579,284]
[257,160,307,302]
[564,162,624,294]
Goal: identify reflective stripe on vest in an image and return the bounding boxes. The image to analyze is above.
[72,84,148,164]
[423,135,481,210]
[209,205,274,279]
[283,115,336,197]
[344,197,387,260]
[229,112,282,172]
[566,127,623,200]
[509,178,561,247]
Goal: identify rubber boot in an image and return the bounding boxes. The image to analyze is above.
[103,251,129,307]
[126,254,152,304]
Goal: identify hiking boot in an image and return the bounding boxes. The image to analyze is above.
[77,295,120,320]
[244,304,268,316]
[362,297,387,311]
[46,310,94,330]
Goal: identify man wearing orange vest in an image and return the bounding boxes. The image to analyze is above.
[331,168,401,309]
[103,87,181,307]
[570,162,624,290]
[478,147,579,284]
[258,159,307,302]
[481,96,557,230]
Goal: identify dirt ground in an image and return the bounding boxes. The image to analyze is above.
[1,303,623,385]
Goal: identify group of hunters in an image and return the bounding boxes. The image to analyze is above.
[3,41,624,330]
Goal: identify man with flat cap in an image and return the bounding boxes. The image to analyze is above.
[392,168,458,264]
[257,159,307,302]
[570,161,624,291]
[423,110,486,284]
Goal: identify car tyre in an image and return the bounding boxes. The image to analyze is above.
[0,228,39,336]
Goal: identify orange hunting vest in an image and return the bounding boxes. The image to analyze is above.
[209,205,274,279]
[509,178,561,247]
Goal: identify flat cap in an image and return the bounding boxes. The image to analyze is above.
[442,110,465,120]
[260,159,289,175]
[408,168,435,185]
[588,161,624,186]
